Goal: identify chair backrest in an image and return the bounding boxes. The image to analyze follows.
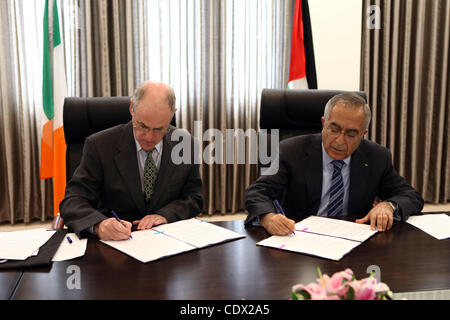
[260,89,367,141]
[63,96,175,182]
[258,89,367,176]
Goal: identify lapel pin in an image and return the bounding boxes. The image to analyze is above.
[364,163,368,167]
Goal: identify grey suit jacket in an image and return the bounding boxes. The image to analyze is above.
[60,121,203,234]
[245,134,424,224]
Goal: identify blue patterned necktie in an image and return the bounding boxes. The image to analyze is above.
[143,149,157,202]
[326,160,345,217]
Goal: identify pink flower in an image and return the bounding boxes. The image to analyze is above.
[304,283,327,300]
[346,277,390,300]
[292,282,327,300]
[291,268,391,300]
[348,279,377,300]
[325,269,353,297]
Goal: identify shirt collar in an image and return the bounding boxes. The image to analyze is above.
[321,142,351,166]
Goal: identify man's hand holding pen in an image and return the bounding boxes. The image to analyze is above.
[94,218,133,241]
[260,212,296,236]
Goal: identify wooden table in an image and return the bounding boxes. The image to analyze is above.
[0,271,22,300]
[9,216,450,300]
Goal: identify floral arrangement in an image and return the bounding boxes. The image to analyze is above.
[291,268,392,300]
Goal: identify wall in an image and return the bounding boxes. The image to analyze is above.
[308,0,362,91]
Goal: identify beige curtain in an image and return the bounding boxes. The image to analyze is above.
[361,0,450,203]
[61,0,135,97]
[0,0,53,223]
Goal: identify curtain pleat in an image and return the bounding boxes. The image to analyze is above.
[0,0,53,224]
[361,0,450,203]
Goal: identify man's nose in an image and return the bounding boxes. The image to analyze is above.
[143,130,156,140]
[335,131,346,144]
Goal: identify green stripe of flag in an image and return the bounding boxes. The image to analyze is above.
[52,0,61,47]
[42,0,53,120]
[42,0,61,120]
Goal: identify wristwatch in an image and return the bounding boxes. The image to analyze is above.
[385,201,397,213]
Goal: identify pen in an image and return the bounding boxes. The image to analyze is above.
[111,210,133,239]
[273,200,295,235]
[66,236,73,244]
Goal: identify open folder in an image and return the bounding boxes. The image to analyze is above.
[257,216,378,261]
[0,229,68,270]
[100,218,245,263]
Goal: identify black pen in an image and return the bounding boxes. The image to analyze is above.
[66,236,73,244]
[111,210,133,239]
[273,200,295,235]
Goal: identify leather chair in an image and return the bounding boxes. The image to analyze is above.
[260,89,367,140]
[63,96,175,182]
[258,89,367,173]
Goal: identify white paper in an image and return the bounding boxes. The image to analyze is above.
[0,228,56,260]
[101,229,196,263]
[256,216,377,261]
[295,216,377,242]
[406,214,450,240]
[257,232,361,261]
[153,218,246,248]
[101,219,245,263]
[52,233,88,261]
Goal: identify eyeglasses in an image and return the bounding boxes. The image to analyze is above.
[132,118,168,136]
[326,124,361,141]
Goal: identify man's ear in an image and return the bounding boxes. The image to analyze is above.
[321,116,325,127]
[363,129,368,138]
[129,99,134,115]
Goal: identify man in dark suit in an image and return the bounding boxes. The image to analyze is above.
[245,92,423,235]
[60,81,203,240]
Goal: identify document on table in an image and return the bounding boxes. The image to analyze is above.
[0,228,56,260]
[257,216,377,261]
[406,214,450,240]
[257,232,362,261]
[295,216,377,242]
[101,218,245,263]
[52,233,88,261]
[153,218,245,247]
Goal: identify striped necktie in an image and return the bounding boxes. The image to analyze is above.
[143,149,157,202]
[326,160,345,217]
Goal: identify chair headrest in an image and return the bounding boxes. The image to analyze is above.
[260,89,367,130]
[63,96,132,143]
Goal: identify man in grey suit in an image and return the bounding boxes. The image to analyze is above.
[245,93,423,235]
[60,81,203,240]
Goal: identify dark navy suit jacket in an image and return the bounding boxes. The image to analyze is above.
[245,134,424,224]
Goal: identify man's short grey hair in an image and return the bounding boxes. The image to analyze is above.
[132,82,176,113]
[323,92,371,131]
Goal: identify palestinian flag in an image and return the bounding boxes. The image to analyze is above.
[287,0,317,89]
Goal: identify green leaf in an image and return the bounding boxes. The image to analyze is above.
[292,290,311,300]
[376,291,393,300]
[346,286,355,300]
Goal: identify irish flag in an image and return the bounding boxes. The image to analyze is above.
[287,0,317,89]
[40,0,68,216]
